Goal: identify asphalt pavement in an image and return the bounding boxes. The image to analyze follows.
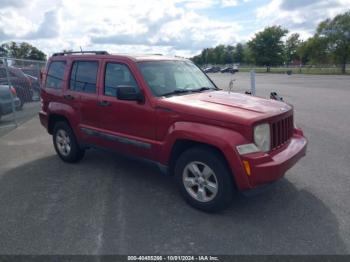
[0,102,40,137]
[0,73,349,254]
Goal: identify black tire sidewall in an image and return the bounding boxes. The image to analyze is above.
[53,121,84,163]
[175,147,234,212]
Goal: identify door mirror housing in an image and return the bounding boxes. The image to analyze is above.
[116,85,144,102]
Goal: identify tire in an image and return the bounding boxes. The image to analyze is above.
[53,121,85,163]
[174,147,234,212]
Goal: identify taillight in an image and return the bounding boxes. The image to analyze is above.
[10,86,17,96]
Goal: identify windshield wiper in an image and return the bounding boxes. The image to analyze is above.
[189,87,213,92]
[161,89,192,97]
[161,87,215,97]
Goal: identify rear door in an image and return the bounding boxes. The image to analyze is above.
[64,59,101,141]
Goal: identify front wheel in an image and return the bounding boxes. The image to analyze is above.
[174,147,234,212]
[53,121,85,163]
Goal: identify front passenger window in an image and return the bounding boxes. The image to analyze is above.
[104,63,138,97]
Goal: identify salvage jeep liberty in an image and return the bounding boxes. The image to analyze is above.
[39,51,307,212]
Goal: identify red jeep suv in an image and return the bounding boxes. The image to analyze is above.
[39,51,307,212]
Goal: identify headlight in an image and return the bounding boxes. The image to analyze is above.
[254,123,270,152]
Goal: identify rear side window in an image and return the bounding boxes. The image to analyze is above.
[104,63,138,97]
[70,61,98,93]
[46,61,66,89]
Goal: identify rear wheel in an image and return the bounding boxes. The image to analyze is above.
[175,147,234,212]
[53,121,85,163]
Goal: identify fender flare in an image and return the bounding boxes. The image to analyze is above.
[47,102,79,134]
[158,121,251,190]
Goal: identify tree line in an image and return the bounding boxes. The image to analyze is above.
[192,10,350,73]
[0,42,47,61]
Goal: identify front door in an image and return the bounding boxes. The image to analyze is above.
[97,60,156,160]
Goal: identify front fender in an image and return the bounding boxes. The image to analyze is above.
[158,121,251,190]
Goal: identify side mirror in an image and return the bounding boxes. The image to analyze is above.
[116,85,144,102]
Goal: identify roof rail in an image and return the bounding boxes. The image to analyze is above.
[52,51,109,56]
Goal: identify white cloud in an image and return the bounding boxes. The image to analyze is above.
[256,0,350,39]
[0,0,349,57]
[0,0,28,8]
[0,9,35,38]
[183,0,217,9]
[24,9,61,39]
[221,0,239,7]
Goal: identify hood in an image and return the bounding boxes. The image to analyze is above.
[158,90,292,125]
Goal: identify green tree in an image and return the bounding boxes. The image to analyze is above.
[213,45,225,64]
[242,44,254,64]
[285,33,301,64]
[316,10,350,73]
[233,43,244,63]
[248,26,288,71]
[296,40,310,65]
[206,48,217,64]
[225,45,234,64]
[0,41,47,61]
[296,37,330,65]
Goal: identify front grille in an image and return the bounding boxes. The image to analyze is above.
[271,115,294,150]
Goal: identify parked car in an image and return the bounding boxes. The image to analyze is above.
[24,74,40,101]
[20,66,42,92]
[20,66,40,78]
[203,66,221,73]
[221,65,239,73]
[0,66,34,108]
[0,85,21,120]
[39,51,307,212]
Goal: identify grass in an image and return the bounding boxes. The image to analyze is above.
[238,67,350,75]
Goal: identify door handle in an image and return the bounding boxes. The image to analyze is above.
[64,94,75,101]
[98,100,111,107]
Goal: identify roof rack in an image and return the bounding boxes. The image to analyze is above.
[52,51,109,56]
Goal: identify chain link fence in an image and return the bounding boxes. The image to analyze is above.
[201,64,350,75]
[0,57,46,136]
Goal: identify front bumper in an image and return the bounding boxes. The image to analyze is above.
[239,131,307,189]
[0,98,21,115]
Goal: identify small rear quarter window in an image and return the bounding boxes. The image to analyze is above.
[46,61,66,89]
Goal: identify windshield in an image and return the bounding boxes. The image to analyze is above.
[138,60,216,97]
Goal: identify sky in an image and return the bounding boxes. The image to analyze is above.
[0,0,349,57]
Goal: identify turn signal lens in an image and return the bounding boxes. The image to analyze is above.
[242,160,251,176]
